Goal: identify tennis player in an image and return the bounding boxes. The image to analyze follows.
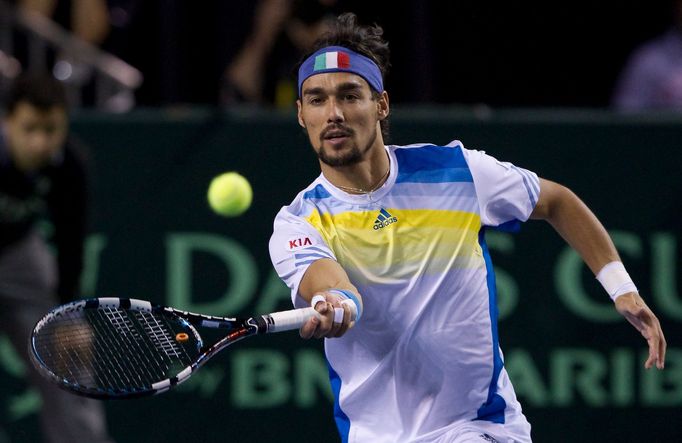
[269,13,666,443]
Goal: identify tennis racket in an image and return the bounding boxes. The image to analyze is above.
[29,297,357,399]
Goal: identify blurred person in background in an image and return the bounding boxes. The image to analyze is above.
[0,73,114,443]
[612,0,682,111]
[15,0,114,106]
[222,0,340,108]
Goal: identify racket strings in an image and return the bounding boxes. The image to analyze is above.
[34,317,100,385]
[91,309,160,391]
[33,307,199,395]
[136,311,186,359]
[95,308,195,392]
[35,309,150,392]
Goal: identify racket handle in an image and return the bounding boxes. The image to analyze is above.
[266,301,359,333]
[266,307,319,333]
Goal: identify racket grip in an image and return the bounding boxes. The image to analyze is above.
[267,307,319,333]
[266,302,359,333]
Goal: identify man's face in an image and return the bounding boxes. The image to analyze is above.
[3,101,68,172]
[297,72,388,167]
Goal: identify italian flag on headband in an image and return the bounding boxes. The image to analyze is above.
[314,51,351,71]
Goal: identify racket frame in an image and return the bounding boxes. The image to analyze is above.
[30,298,262,399]
[30,296,351,399]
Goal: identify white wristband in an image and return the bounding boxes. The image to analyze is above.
[310,290,361,322]
[596,261,638,302]
[310,295,352,324]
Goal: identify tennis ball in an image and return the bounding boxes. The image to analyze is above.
[207,172,252,217]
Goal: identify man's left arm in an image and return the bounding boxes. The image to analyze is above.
[530,178,666,369]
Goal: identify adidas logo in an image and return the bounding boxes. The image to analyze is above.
[373,208,398,230]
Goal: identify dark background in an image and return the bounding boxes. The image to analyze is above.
[2,2,681,441]
[3,109,680,443]
[101,0,677,107]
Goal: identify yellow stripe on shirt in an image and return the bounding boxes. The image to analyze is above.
[306,208,484,281]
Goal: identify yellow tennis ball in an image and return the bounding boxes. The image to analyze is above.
[207,172,252,217]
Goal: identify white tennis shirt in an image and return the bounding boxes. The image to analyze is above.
[269,142,538,442]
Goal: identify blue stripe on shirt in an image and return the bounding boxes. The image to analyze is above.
[301,246,333,257]
[303,184,332,200]
[395,145,473,183]
[294,252,328,260]
[475,228,507,424]
[294,259,321,267]
[328,362,351,443]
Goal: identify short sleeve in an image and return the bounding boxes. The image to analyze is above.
[269,208,336,308]
[461,148,540,228]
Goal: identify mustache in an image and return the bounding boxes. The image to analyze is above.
[320,124,354,141]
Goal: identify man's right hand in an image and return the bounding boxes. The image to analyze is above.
[300,291,355,339]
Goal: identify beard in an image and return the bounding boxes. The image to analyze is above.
[316,127,377,167]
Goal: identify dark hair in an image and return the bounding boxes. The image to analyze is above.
[5,73,68,114]
[299,13,391,139]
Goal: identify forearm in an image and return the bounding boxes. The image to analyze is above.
[72,0,110,44]
[531,179,619,275]
[297,258,362,339]
[531,178,665,368]
[19,0,56,16]
[299,258,362,305]
[246,0,292,55]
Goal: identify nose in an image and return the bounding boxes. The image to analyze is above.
[28,132,59,161]
[326,98,344,123]
[29,132,51,153]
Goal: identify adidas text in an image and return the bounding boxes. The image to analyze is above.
[374,216,398,230]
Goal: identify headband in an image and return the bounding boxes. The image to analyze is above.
[297,46,383,98]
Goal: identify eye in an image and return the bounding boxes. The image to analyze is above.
[22,123,39,134]
[344,94,359,101]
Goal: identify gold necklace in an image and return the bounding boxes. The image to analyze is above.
[335,166,390,195]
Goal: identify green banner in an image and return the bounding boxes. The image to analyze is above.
[1,108,679,442]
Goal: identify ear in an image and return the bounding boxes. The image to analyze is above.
[296,99,306,128]
[376,91,390,120]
